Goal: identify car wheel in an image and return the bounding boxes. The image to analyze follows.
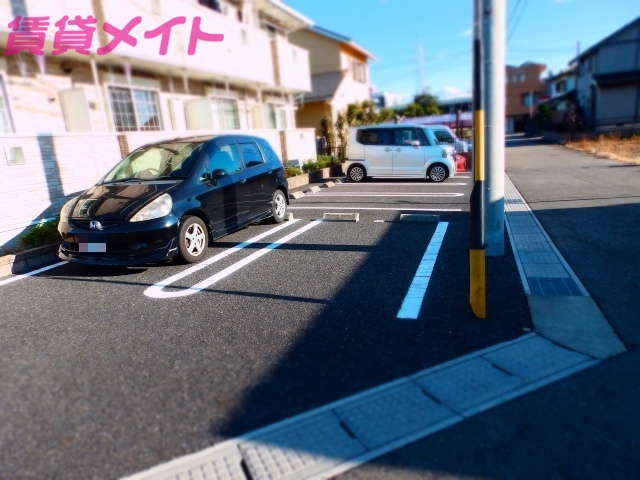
[271,189,288,224]
[178,216,208,263]
[427,163,448,183]
[348,165,366,182]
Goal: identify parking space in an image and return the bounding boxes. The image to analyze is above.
[0,172,532,479]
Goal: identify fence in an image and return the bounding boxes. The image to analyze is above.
[320,145,347,161]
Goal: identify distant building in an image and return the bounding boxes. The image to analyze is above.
[438,96,472,114]
[289,25,376,136]
[371,91,404,110]
[570,17,640,131]
[505,62,547,133]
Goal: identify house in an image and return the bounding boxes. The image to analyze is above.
[541,66,578,129]
[289,25,376,137]
[0,0,316,248]
[570,17,640,131]
[505,62,546,133]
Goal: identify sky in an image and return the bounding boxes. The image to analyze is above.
[284,0,639,102]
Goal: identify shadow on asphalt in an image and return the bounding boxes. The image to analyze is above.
[213,214,532,440]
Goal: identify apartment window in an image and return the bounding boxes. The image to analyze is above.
[521,92,537,106]
[511,74,517,83]
[352,60,367,83]
[212,98,239,129]
[556,80,567,93]
[265,103,287,129]
[266,104,277,129]
[519,73,525,82]
[108,86,162,132]
[198,0,221,12]
[0,76,15,133]
[263,23,277,39]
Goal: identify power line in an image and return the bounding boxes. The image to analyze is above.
[507,0,528,44]
[416,41,425,94]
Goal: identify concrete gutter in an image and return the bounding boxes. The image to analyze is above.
[0,242,61,277]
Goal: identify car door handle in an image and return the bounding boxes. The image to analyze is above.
[395,148,402,152]
[239,178,247,184]
[384,147,392,152]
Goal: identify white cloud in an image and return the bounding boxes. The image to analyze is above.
[437,86,472,100]
[460,28,473,36]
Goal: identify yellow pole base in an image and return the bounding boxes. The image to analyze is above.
[470,249,486,318]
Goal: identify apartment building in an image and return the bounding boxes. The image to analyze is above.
[289,25,376,136]
[0,0,316,248]
[505,62,546,133]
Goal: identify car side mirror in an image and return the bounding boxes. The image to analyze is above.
[411,140,420,147]
[210,169,227,179]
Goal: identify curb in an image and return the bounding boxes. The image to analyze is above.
[0,242,61,277]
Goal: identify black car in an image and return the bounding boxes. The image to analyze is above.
[58,134,289,266]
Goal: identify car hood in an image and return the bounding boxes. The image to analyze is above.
[70,182,177,219]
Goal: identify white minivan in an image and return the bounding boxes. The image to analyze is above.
[343,124,457,182]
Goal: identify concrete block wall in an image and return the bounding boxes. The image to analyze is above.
[282,128,316,164]
[0,133,122,249]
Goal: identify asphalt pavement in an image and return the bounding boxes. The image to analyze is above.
[0,170,534,479]
[2,140,637,480]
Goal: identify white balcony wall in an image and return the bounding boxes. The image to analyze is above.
[98,0,274,87]
[0,0,96,36]
[274,36,310,92]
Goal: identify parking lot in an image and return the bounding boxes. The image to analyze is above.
[0,172,532,479]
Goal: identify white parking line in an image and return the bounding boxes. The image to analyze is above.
[397,222,449,319]
[336,183,469,186]
[289,207,463,212]
[145,220,321,299]
[0,261,66,287]
[306,193,464,197]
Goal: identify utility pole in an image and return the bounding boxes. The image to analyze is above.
[483,0,506,256]
[470,0,486,318]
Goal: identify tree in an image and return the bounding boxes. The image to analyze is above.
[401,102,425,118]
[334,112,348,159]
[319,114,333,152]
[377,107,395,123]
[413,92,441,115]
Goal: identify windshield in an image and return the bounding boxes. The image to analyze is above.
[102,141,205,183]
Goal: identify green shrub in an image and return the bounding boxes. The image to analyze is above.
[302,160,319,173]
[285,166,302,177]
[20,217,61,249]
[316,155,333,169]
